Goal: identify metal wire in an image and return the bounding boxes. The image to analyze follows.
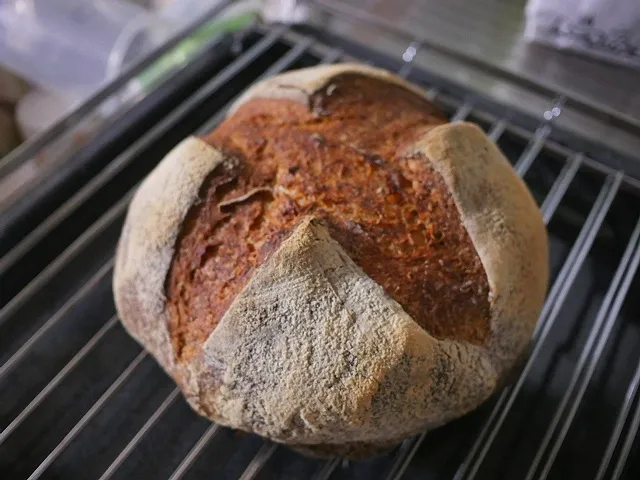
[514,125,551,177]
[0,315,119,446]
[385,433,427,480]
[540,154,583,225]
[527,215,640,480]
[609,370,640,480]
[27,350,148,480]
[97,388,181,480]
[596,358,640,480]
[455,172,623,480]
[487,118,508,142]
[313,457,341,480]
[0,259,114,380]
[450,101,474,122]
[238,442,279,480]
[167,423,222,480]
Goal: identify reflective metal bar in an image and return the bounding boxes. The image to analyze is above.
[610,376,640,480]
[450,101,474,122]
[319,47,345,65]
[312,457,341,480]
[167,423,221,480]
[97,387,180,480]
[426,87,440,102]
[596,359,640,480]
[397,40,421,79]
[0,259,114,381]
[238,442,279,480]
[487,118,508,142]
[0,315,119,446]
[385,432,427,480]
[455,172,623,480]
[0,187,130,328]
[514,125,551,177]
[541,154,583,224]
[527,215,640,480]
[27,351,148,480]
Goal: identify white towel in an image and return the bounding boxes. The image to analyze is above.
[524,0,640,70]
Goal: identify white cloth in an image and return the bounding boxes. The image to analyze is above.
[524,0,640,70]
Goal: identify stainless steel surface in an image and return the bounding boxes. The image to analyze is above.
[2,17,640,480]
[311,0,640,162]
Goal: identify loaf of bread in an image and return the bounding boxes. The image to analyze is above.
[113,64,548,458]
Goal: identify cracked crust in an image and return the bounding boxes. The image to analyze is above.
[113,64,548,458]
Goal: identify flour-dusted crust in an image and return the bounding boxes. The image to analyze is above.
[410,123,549,376]
[113,137,229,386]
[196,217,498,445]
[113,64,548,457]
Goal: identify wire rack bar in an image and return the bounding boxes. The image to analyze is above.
[609,369,640,480]
[540,154,583,225]
[0,315,119,446]
[238,442,279,480]
[527,215,640,480]
[167,423,222,480]
[450,101,475,122]
[596,358,640,480]
[385,432,427,480]
[0,188,129,328]
[487,118,508,142]
[514,125,551,177]
[455,172,623,480]
[97,387,181,480]
[397,40,420,79]
[0,26,288,279]
[0,259,114,381]
[26,350,148,480]
[312,457,342,480]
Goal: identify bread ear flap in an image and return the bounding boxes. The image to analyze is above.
[114,137,228,373]
[191,215,499,446]
[406,122,548,375]
[196,216,414,443]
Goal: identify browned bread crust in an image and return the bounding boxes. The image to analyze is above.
[113,64,548,458]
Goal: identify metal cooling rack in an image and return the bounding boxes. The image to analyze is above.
[2,6,640,480]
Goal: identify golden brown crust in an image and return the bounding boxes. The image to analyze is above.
[166,75,491,363]
[113,64,548,459]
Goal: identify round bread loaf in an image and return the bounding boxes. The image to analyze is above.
[113,64,548,458]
